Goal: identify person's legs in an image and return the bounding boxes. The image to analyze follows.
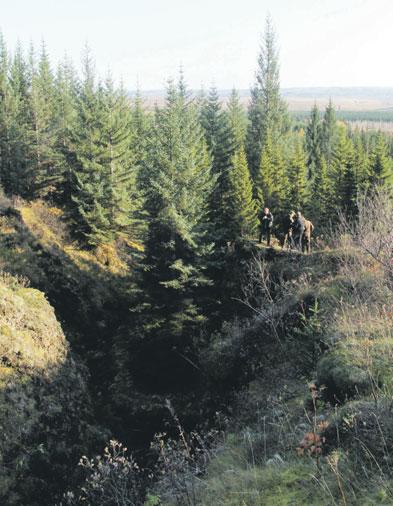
[298,228,304,251]
[303,234,310,254]
[266,229,271,246]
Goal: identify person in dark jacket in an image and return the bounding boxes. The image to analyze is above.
[282,210,296,250]
[258,207,273,246]
[292,211,306,251]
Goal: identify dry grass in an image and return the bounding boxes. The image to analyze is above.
[17,200,142,275]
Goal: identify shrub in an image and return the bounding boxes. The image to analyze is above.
[62,441,144,506]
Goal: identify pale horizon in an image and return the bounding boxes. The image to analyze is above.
[2,0,393,90]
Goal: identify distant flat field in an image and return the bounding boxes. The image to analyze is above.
[284,97,393,111]
[133,87,393,113]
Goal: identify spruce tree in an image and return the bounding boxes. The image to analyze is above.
[227,88,247,151]
[200,86,235,243]
[68,51,111,245]
[287,137,308,211]
[321,99,337,172]
[225,147,258,239]
[331,126,357,216]
[246,16,287,181]
[305,104,322,179]
[70,93,110,245]
[255,128,287,212]
[28,42,60,198]
[102,77,139,234]
[131,86,149,190]
[308,154,330,228]
[353,134,370,193]
[0,32,11,190]
[142,78,213,338]
[68,52,139,246]
[369,132,393,188]
[3,42,31,196]
[54,56,78,202]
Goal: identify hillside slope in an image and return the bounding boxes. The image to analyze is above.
[0,273,101,505]
[150,236,393,505]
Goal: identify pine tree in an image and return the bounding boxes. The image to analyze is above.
[369,132,393,188]
[225,147,258,239]
[305,104,322,179]
[287,137,308,211]
[246,16,287,181]
[142,77,213,337]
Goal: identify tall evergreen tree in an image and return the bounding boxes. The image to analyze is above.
[308,154,330,228]
[331,126,357,216]
[141,78,214,338]
[69,72,109,245]
[225,147,258,240]
[287,137,308,211]
[54,56,78,202]
[200,86,235,242]
[131,86,149,176]
[227,88,247,151]
[321,99,337,172]
[353,134,370,193]
[2,42,31,196]
[68,52,138,246]
[246,16,287,181]
[369,132,393,188]
[255,127,287,211]
[305,103,322,180]
[0,32,11,190]
[102,77,139,234]
[28,42,61,198]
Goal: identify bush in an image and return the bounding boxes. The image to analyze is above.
[62,441,144,506]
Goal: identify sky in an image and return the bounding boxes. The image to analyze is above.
[1,0,393,90]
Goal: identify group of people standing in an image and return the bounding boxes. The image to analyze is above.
[258,207,314,253]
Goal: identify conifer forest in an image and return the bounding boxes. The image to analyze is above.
[2,12,393,506]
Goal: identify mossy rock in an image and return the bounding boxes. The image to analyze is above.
[317,333,393,402]
[323,400,393,469]
[0,274,102,505]
[317,352,370,401]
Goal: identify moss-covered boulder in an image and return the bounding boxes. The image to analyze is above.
[323,400,393,469]
[317,351,371,401]
[0,273,101,505]
[316,293,393,404]
[317,333,393,402]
